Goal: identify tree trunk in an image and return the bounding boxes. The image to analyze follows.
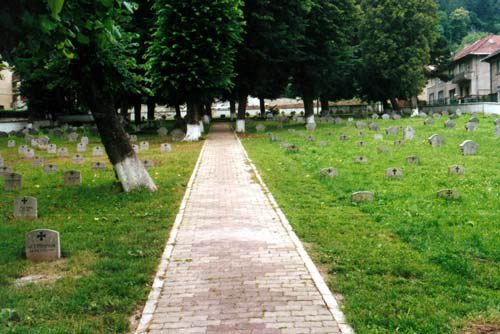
[184,102,202,141]
[230,100,236,120]
[259,98,265,118]
[147,98,155,121]
[175,104,182,120]
[236,94,247,133]
[303,94,315,124]
[203,103,211,124]
[320,96,329,115]
[134,103,141,125]
[84,82,157,192]
[390,97,400,111]
[120,102,129,121]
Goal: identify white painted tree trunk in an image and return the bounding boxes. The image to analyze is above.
[184,124,201,141]
[236,120,245,133]
[306,115,316,125]
[199,120,204,133]
[230,113,237,121]
[113,156,157,192]
[203,115,211,124]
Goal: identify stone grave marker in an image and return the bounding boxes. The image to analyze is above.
[25,229,60,262]
[129,135,138,142]
[355,121,366,129]
[256,124,266,132]
[92,146,104,157]
[143,160,155,168]
[8,140,16,148]
[494,119,500,126]
[158,127,168,136]
[132,144,139,153]
[448,165,465,176]
[348,117,354,122]
[64,170,82,186]
[38,136,49,146]
[437,189,460,200]
[25,135,34,144]
[140,141,149,151]
[377,146,389,153]
[357,141,365,147]
[44,164,59,174]
[57,147,68,157]
[14,197,37,220]
[374,134,383,140]
[469,117,479,123]
[31,139,38,147]
[460,140,478,155]
[0,166,13,175]
[339,135,349,141]
[92,162,106,170]
[456,109,462,116]
[352,191,374,202]
[357,131,365,136]
[305,135,314,142]
[320,168,338,178]
[406,156,420,165]
[287,145,299,153]
[424,119,434,125]
[432,113,441,119]
[372,114,379,120]
[160,143,172,153]
[334,117,343,124]
[444,120,455,128]
[392,114,401,120]
[5,173,22,191]
[394,140,405,146]
[47,144,57,154]
[368,123,380,131]
[404,126,415,140]
[270,135,280,142]
[18,145,27,155]
[32,156,44,167]
[305,123,316,131]
[77,143,87,153]
[465,122,478,132]
[385,127,399,135]
[80,136,89,145]
[72,154,84,164]
[495,126,500,137]
[428,134,445,147]
[68,132,78,142]
[354,156,368,163]
[25,148,35,159]
[442,110,449,116]
[382,114,390,120]
[386,168,403,179]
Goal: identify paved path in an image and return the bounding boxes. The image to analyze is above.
[136,123,351,334]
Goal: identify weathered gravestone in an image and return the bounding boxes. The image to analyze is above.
[385,127,399,135]
[432,113,441,119]
[448,165,465,176]
[494,119,500,126]
[288,129,296,133]
[386,168,403,179]
[287,145,299,153]
[92,162,106,170]
[256,124,266,132]
[129,134,138,142]
[394,140,405,146]
[18,145,27,155]
[460,140,478,155]
[32,156,44,167]
[377,146,389,153]
[382,114,390,120]
[352,191,374,202]
[424,119,434,125]
[406,156,420,165]
[334,117,343,124]
[92,146,104,157]
[72,154,84,164]
[444,120,455,128]
[44,164,59,174]
[495,126,500,137]
[455,109,462,117]
[355,121,366,129]
[5,173,22,191]
[270,135,280,142]
[30,139,38,147]
[368,123,380,131]
[0,166,13,175]
[404,127,415,140]
[428,134,445,147]
[392,114,401,120]
[24,148,35,159]
[68,132,78,142]
[8,140,16,148]
[437,189,460,200]
[357,131,365,137]
[64,170,82,186]
[354,156,368,163]
[80,136,89,145]
[77,143,87,153]
[132,144,140,153]
[47,144,57,154]
[25,135,34,144]
[140,141,149,151]
[160,143,172,153]
[143,160,155,169]
[320,168,338,178]
[372,114,380,120]
[14,197,37,220]
[374,134,383,140]
[465,122,478,132]
[57,147,68,157]
[25,229,60,262]
[339,135,349,141]
[305,135,314,142]
[158,127,168,136]
[305,123,316,132]
[357,141,365,147]
[469,117,479,123]
[38,136,49,146]
[442,110,449,116]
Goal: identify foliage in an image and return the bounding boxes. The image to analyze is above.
[456,31,490,54]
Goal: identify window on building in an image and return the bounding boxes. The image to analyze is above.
[459,63,465,72]
[449,89,456,98]
[429,93,435,103]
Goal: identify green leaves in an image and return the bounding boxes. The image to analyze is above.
[47,0,65,18]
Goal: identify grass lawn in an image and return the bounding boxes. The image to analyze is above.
[240,115,500,334]
[0,125,203,334]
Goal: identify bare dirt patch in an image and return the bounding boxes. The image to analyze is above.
[460,323,500,334]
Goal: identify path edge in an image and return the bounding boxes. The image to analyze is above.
[134,140,207,334]
[235,132,355,334]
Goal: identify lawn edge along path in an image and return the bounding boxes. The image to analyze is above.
[235,133,354,334]
[134,140,207,334]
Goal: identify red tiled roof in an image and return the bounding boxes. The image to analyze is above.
[453,34,500,61]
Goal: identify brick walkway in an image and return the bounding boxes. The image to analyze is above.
[136,123,352,334]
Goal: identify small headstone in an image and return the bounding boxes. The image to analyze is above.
[386,168,403,179]
[72,154,84,164]
[14,197,37,220]
[444,120,455,128]
[406,156,420,165]
[368,123,380,131]
[355,121,366,129]
[403,126,415,140]
[25,229,60,262]
[158,127,168,136]
[305,123,316,132]
[18,145,27,155]
[392,114,401,120]
[80,136,89,145]
[385,127,399,135]
[140,141,149,151]
[287,145,299,153]
[44,164,59,174]
[8,140,16,148]
[24,148,35,159]
[92,162,107,170]
[354,156,368,163]
[448,165,465,176]
[432,113,441,119]
[143,160,155,169]
[38,136,49,146]
[77,143,87,153]
[68,132,78,142]
[382,114,390,120]
[129,135,138,142]
[339,135,349,141]
[437,189,460,200]
[377,146,389,153]
[132,144,140,153]
[64,170,82,186]
[92,146,104,157]
[424,119,434,125]
[468,117,479,123]
[495,126,500,137]
[25,135,34,144]
[256,124,266,132]
[357,141,365,147]
[160,143,172,153]
[334,117,343,124]
[4,173,22,191]
[57,147,68,158]
[0,166,13,176]
[31,139,38,147]
[374,134,383,140]
[428,134,445,147]
[32,156,44,167]
[460,140,478,156]
[465,122,478,132]
[348,117,354,122]
[372,114,379,120]
[47,144,57,154]
[394,140,405,146]
[455,109,462,117]
[320,168,338,178]
[357,131,365,137]
[305,135,314,142]
[352,191,374,203]
[442,110,449,116]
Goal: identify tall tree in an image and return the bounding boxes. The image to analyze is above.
[358,0,438,110]
[147,0,244,140]
[0,0,157,192]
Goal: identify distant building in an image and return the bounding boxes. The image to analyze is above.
[0,65,14,110]
[482,49,500,102]
[426,34,500,104]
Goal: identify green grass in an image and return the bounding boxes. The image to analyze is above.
[240,115,500,334]
[0,125,203,334]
